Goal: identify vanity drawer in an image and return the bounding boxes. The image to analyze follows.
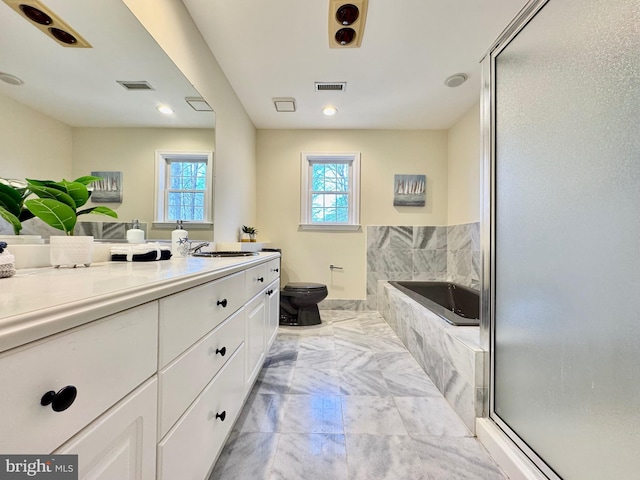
[159,271,245,366]
[158,346,245,480]
[245,262,269,300]
[0,302,158,454]
[265,257,281,285]
[158,308,245,438]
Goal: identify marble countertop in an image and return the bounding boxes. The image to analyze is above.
[0,252,280,353]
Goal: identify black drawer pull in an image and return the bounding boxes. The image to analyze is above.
[41,385,77,412]
[215,346,227,357]
[272,268,279,273]
[266,289,274,296]
[216,299,228,308]
[257,277,264,283]
[215,411,226,422]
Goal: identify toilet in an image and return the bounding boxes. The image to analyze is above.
[280,282,328,326]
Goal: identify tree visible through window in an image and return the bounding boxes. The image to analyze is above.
[301,152,360,229]
[167,160,207,221]
[155,151,213,224]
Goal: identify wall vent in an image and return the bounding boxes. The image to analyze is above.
[117,81,154,91]
[315,82,346,92]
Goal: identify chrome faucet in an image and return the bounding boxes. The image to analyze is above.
[188,242,210,254]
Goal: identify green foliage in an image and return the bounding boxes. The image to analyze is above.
[24,177,118,235]
[0,180,30,234]
[242,225,257,235]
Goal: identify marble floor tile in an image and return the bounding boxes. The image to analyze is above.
[334,336,374,352]
[296,349,338,370]
[289,368,341,395]
[208,431,278,480]
[339,369,390,396]
[411,435,507,480]
[263,349,298,368]
[345,434,428,480]
[333,349,380,370]
[279,395,344,434]
[254,366,295,394]
[299,336,336,352]
[394,397,472,437]
[269,433,348,480]
[381,368,441,397]
[374,351,423,373]
[233,393,289,433]
[367,335,407,353]
[341,396,407,435]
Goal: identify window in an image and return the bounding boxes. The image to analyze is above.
[155,151,213,226]
[300,152,360,229]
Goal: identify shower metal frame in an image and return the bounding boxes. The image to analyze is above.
[480,0,561,479]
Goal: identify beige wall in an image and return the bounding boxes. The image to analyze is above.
[0,92,72,180]
[72,127,215,240]
[256,129,448,299]
[124,0,257,243]
[447,102,480,224]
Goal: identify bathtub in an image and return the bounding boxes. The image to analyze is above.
[388,281,479,326]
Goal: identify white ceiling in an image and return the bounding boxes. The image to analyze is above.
[182,0,529,130]
[0,0,214,128]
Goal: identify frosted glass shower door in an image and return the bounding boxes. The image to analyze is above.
[491,0,640,479]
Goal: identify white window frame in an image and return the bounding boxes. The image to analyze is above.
[300,152,361,230]
[154,150,214,229]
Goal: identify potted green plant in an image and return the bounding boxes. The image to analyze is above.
[0,178,32,235]
[24,176,118,267]
[241,225,257,242]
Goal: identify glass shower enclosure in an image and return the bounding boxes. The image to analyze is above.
[482,0,640,478]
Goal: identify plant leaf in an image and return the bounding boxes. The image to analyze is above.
[0,206,22,234]
[26,179,65,190]
[27,184,76,209]
[25,198,76,234]
[0,182,23,204]
[0,191,21,216]
[77,206,118,219]
[59,180,89,208]
[74,175,103,186]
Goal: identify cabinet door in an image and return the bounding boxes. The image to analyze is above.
[245,292,266,388]
[265,280,280,350]
[55,378,157,480]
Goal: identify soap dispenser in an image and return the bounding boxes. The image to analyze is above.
[126,219,145,244]
[171,220,189,257]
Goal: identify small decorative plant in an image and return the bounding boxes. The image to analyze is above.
[0,178,32,235]
[24,176,118,235]
[241,225,257,242]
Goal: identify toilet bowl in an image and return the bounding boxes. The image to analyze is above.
[280,282,328,326]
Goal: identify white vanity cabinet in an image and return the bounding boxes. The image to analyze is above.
[0,252,280,480]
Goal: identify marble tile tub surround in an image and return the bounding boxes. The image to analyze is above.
[364,223,479,310]
[378,281,485,434]
[211,310,506,480]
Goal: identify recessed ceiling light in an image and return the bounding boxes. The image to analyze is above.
[322,106,338,116]
[157,105,174,115]
[444,73,468,88]
[0,72,25,86]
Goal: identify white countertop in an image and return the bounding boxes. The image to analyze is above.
[0,252,280,353]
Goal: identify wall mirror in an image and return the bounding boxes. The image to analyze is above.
[0,0,216,241]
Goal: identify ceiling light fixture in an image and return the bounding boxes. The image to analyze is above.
[444,73,468,88]
[3,0,91,48]
[329,0,368,48]
[157,105,174,115]
[0,72,25,86]
[322,106,338,116]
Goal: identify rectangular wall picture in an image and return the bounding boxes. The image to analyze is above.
[91,171,123,203]
[394,174,426,206]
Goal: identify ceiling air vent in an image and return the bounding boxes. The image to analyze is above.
[117,81,154,91]
[315,82,346,92]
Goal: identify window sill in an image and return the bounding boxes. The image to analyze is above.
[152,222,213,230]
[298,223,361,231]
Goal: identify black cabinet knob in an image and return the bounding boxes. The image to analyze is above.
[272,268,279,273]
[266,289,274,296]
[215,346,227,357]
[257,277,264,283]
[41,385,77,412]
[215,411,226,422]
[217,299,228,308]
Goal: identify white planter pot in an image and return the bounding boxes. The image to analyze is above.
[50,236,94,268]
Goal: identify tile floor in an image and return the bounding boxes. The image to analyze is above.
[209,310,507,480]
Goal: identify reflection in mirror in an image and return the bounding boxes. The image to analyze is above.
[0,0,215,242]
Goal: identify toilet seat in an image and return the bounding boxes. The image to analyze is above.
[284,282,327,291]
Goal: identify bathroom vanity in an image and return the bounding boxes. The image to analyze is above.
[0,252,281,480]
